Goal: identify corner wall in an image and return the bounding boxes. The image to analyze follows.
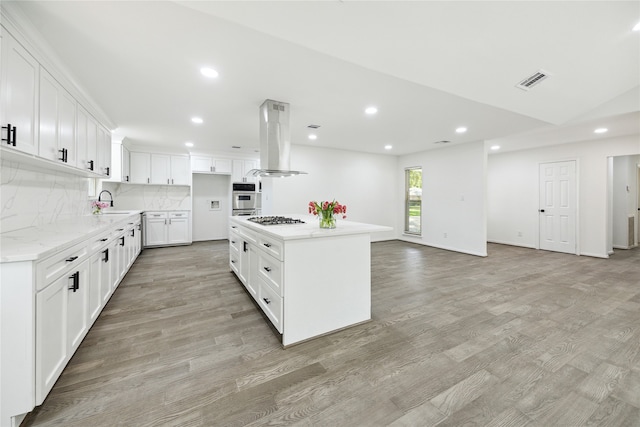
[398,141,488,257]
[263,144,398,242]
[487,135,640,258]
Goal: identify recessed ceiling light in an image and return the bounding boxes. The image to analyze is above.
[200,67,219,78]
[308,134,317,140]
[384,145,393,150]
[455,127,467,134]
[490,145,501,150]
[184,142,194,147]
[365,106,378,115]
[191,117,203,124]
[594,128,608,134]
[633,22,640,31]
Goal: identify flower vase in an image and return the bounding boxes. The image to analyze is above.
[319,212,336,229]
[92,207,102,215]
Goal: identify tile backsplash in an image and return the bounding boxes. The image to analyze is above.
[101,182,191,211]
[1,159,192,233]
[1,159,91,232]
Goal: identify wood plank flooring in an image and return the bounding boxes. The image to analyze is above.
[22,241,640,426]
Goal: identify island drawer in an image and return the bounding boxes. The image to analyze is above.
[258,278,283,333]
[257,252,283,297]
[229,229,241,253]
[229,251,239,275]
[257,234,282,261]
[36,241,89,290]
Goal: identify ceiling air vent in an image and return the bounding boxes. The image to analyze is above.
[434,140,451,144]
[516,69,551,91]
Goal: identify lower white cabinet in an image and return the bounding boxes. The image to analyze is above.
[143,211,191,247]
[0,214,142,426]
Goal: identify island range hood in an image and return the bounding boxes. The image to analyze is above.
[246,99,307,178]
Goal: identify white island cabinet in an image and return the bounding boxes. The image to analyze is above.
[0,212,142,427]
[229,215,391,347]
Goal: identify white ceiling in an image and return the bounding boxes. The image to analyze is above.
[6,1,640,156]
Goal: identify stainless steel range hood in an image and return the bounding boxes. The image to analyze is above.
[246,99,307,178]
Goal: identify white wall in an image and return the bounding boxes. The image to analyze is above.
[191,173,231,241]
[488,135,639,258]
[398,141,487,257]
[262,144,398,241]
[1,160,91,232]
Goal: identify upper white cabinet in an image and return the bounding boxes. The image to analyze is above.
[38,68,77,166]
[131,152,189,185]
[232,159,258,183]
[191,155,232,174]
[130,151,150,184]
[0,28,39,155]
[97,125,111,178]
[121,145,130,183]
[0,25,112,178]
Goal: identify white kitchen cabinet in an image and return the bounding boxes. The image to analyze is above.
[66,260,89,353]
[76,105,90,172]
[150,153,170,184]
[38,67,77,167]
[232,159,258,183]
[35,272,68,403]
[88,250,103,323]
[86,113,98,173]
[170,155,190,185]
[191,155,232,174]
[97,125,111,177]
[130,151,150,184]
[167,211,190,244]
[122,145,130,183]
[0,27,39,155]
[144,211,191,247]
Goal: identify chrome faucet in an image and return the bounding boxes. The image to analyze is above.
[98,190,114,207]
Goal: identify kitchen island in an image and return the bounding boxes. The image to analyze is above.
[229,215,392,347]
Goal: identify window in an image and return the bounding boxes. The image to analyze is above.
[405,167,422,234]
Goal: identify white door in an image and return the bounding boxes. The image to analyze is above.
[539,161,577,254]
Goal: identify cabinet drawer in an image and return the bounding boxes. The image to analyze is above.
[229,233,241,253]
[90,229,115,252]
[258,278,283,333]
[146,212,167,219]
[36,242,89,290]
[229,251,239,275]
[257,234,282,261]
[169,211,188,219]
[257,252,283,297]
[239,227,257,245]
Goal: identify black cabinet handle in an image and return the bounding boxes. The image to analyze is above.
[88,160,94,171]
[230,259,236,264]
[100,238,108,242]
[102,248,109,262]
[2,124,17,146]
[539,209,545,213]
[58,148,68,162]
[126,175,129,182]
[66,256,78,262]
[263,243,272,248]
[243,241,248,252]
[105,167,110,176]
[263,266,271,272]
[231,240,236,244]
[116,228,124,231]
[68,271,79,292]
[263,298,271,304]
[120,236,125,246]
[130,229,135,237]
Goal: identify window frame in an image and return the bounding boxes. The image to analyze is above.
[404,166,422,235]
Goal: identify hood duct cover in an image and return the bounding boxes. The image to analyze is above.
[246,99,307,178]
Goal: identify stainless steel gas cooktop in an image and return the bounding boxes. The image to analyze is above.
[247,216,306,226]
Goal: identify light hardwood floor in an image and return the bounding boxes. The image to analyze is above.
[22,240,640,426]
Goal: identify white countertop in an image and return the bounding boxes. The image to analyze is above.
[230,214,392,241]
[0,211,143,263]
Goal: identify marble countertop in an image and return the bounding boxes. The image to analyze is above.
[230,214,392,241]
[0,211,143,263]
